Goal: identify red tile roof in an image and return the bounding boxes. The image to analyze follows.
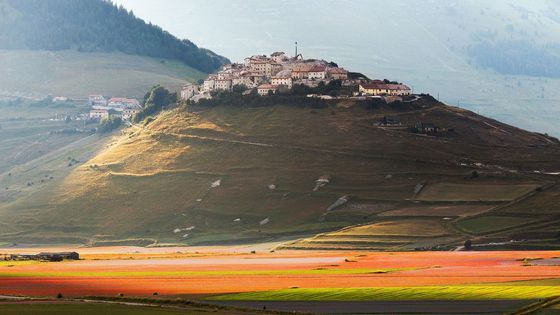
[360,82,411,90]
[309,65,326,73]
[258,84,278,90]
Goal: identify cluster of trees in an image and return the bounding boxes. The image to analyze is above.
[98,116,122,133]
[133,85,177,123]
[192,87,328,109]
[469,40,560,78]
[0,0,229,73]
[291,80,357,97]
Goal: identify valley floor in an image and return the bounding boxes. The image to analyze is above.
[0,246,559,314]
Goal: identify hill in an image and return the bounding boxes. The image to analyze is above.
[1,96,559,249]
[0,0,228,73]
[0,50,206,98]
[117,0,560,137]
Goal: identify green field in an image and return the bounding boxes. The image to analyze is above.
[210,286,560,302]
[416,183,539,202]
[0,50,206,98]
[456,216,535,234]
[0,303,224,315]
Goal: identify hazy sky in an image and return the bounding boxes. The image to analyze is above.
[112,0,288,61]
[111,0,375,64]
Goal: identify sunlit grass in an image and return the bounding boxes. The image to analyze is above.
[0,261,43,267]
[210,286,560,301]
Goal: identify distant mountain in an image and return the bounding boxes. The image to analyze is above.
[0,0,229,73]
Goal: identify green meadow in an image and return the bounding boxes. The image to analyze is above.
[210,286,560,301]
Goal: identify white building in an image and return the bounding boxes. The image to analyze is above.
[89,109,109,120]
[327,67,349,80]
[89,95,107,106]
[52,96,68,102]
[257,84,278,96]
[122,108,140,120]
[308,65,327,80]
[108,98,140,109]
[232,76,252,88]
[215,79,233,91]
[271,70,293,89]
[203,77,216,92]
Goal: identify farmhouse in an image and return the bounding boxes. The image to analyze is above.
[9,252,80,262]
[379,116,402,127]
[415,122,438,133]
[359,81,412,96]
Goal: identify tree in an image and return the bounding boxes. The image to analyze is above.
[232,84,247,93]
[134,86,177,123]
[98,116,122,133]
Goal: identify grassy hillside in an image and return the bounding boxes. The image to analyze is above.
[0,50,206,98]
[1,96,559,248]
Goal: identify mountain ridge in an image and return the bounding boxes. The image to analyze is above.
[0,0,229,73]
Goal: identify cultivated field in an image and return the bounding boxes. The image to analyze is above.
[0,247,559,314]
[0,303,223,315]
[416,183,539,202]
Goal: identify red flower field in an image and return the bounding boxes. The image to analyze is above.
[1,247,559,297]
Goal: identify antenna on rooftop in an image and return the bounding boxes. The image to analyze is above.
[295,41,298,58]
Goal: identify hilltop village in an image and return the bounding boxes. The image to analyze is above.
[180,51,412,102]
[83,51,415,129]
